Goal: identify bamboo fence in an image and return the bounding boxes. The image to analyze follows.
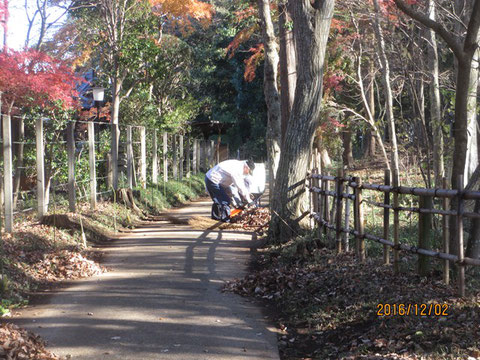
[308,169,480,297]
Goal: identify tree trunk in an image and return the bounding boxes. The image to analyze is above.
[464,44,479,181]
[427,0,444,187]
[467,199,480,258]
[258,0,282,201]
[269,0,335,243]
[279,1,297,144]
[342,126,353,168]
[365,60,376,157]
[372,0,400,183]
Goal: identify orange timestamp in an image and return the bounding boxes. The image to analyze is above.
[377,303,449,317]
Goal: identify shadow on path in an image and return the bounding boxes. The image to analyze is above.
[10,199,279,360]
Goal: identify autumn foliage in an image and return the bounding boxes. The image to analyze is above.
[148,0,214,31]
[0,49,79,112]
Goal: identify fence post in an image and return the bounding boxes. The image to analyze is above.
[344,179,350,252]
[383,169,391,264]
[323,176,330,238]
[35,117,46,220]
[335,168,344,253]
[456,174,465,297]
[318,175,324,237]
[67,121,76,212]
[88,122,97,209]
[127,126,133,189]
[192,139,198,175]
[163,132,168,182]
[152,129,158,185]
[210,140,215,166]
[111,123,119,190]
[179,135,184,181]
[3,115,13,231]
[353,176,365,262]
[186,137,191,178]
[393,169,400,273]
[140,126,146,188]
[442,177,450,285]
[172,135,178,180]
[200,140,207,171]
[418,194,433,276]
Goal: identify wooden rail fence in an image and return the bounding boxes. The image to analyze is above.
[308,169,480,297]
[1,115,219,233]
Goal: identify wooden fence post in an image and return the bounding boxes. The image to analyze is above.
[35,117,46,219]
[457,174,465,297]
[173,135,178,180]
[353,176,365,262]
[152,129,158,185]
[140,126,146,188]
[393,169,400,273]
[192,139,198,175]
[443,177,450,285]
[179,135,184,181]
[418,194,433,276]
[201,140,207,171]
[383,169,391,264]
[186,137,191,178]
[318,175,324,239]
[336,169,344,253]
[324,177,330,238]
[127,126,133,189]
[67,121,76,212]
[88,122,97,209]
[111,123,119,190]
[163,132,168,182]
[344,180,350,252]
[3,115,13,231]
[210,140,215,166]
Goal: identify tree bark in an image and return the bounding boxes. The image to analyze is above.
[342,126,353,168]
[372,0,400,184]
[269,0,335,243]
[258,0,282,200]
[365,60,376,156]
[279,1,297,144]
[427,0,444,188]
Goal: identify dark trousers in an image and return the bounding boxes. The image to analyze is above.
[205,176,231,221]
[205,176,231,205]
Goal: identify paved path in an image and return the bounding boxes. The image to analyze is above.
[12,199,279,360]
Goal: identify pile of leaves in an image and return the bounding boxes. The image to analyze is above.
[224,242,480,359]
[0,323,61,359]
[25,251,105,282]
[231,207,271,230]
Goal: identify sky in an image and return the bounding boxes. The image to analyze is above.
[7,0,68,50]
[7,1,28,50]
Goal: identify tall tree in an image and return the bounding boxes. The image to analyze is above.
[372,0,400,184]
[427,0,444,187]
[279,1,296,144]
[257,0,281,199]
[270,0,335,243]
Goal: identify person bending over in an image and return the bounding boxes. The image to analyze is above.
[205,159,255,222]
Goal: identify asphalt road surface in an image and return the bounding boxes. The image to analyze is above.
[12,199,279,360]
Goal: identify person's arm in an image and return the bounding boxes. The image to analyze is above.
[231,172,251,203]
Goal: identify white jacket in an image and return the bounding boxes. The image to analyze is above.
[206,160,250,200]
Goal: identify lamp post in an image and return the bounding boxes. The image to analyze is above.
[92,87,104,121]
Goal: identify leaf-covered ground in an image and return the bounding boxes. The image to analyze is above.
[224,239,480,360]
[0,323,61,359]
